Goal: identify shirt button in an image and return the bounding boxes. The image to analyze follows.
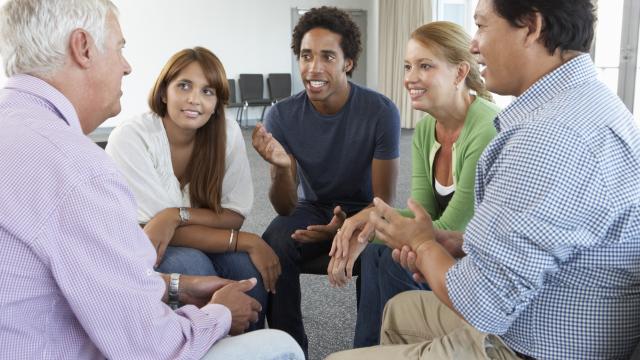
[146,268,153,276]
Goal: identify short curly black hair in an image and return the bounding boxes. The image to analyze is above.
[291,6,362,77]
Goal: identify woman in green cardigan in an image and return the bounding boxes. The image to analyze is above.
[327,21,500,347]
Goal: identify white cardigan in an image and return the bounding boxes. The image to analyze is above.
[106,112,253,223]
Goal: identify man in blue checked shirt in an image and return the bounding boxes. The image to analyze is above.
[328,0,640,359]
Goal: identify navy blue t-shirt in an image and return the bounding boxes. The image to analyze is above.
[264,82,400,211]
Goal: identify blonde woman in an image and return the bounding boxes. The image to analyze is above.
[327,22,500,346]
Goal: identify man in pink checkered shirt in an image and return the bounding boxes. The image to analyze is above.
[0,1,303,359]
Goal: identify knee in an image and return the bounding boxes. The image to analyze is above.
[255,329,305,359]
[262,218,297,257]
[157,247,215,276]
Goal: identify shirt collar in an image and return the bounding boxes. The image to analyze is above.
[4,74,82,134]
[494,53,597,132]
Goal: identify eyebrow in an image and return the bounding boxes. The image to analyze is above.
[404,57,435,63]
[300,49,338,56]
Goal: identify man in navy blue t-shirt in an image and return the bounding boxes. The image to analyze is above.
[252,6,400,355]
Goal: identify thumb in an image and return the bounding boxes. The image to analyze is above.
[235,278,257,293]
[407,198,430,222]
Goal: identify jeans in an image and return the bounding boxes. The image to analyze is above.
[354,244,430,347]
[262,201,364,358]
[157,246,268,330]
[201,329,304,360]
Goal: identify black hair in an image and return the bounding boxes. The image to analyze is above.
[492,0,596,55]
[291,6,362,77]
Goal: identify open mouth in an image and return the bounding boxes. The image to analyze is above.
[307,80,328,89]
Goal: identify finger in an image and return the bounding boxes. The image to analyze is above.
[329,235,338,257]
[292,230,325,243]
[261,267,273,294]
[333,206,347,223]
[357,222,375,244]
[327,257,335,286]
[368,210,391,242]
[333,258,348,287]
[413,272,427,283]
[407,198,431,222]
[306,224,331,232]
[391,248,401,264]
[346,254,357,280]
[249,296,262,312]
[400,245,412,269]
[372,197,398,222]
[235,278,258,293]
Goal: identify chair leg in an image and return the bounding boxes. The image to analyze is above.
[260,105,267,122]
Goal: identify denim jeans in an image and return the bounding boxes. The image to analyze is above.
[262,201,364,358]
[354,244,430,347]
[201,329,304,360]
[157,246,268,330]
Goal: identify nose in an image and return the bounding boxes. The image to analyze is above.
[404,65,418,85]
[469,34,480,55]
[187,90,200,104]
[123,56,132,76]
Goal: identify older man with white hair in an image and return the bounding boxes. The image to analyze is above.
[0,1,303,359]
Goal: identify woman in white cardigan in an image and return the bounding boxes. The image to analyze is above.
[106,47,279,330]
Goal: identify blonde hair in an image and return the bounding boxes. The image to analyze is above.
[411,21,493,102]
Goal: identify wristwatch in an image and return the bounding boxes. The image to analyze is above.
[178,207,190,225]
[168,273,180,310]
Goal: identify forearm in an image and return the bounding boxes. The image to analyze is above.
[172,225,259,253]
[269,165,298,215]
[372,158,399,205]
[415,242,462,318]
[184,208,244,230]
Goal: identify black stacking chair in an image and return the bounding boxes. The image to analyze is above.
[226,79,246,126]
[267,73,292,104]
[238,74,272,124]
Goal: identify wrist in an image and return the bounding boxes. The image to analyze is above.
[168,273,181,310]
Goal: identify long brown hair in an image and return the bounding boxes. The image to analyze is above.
[148,47,230,213]
[411,21,493,102]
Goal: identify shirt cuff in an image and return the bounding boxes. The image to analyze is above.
[200,303,232,336]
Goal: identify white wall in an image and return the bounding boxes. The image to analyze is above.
[0,0,378,127]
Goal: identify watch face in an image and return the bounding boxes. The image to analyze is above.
[179,207,190,223]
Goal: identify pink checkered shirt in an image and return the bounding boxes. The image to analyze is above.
[0,74,231,359]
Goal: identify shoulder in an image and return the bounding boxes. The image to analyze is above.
[108,112,163,144]
[224,115,244,151]
[351,82,399,117]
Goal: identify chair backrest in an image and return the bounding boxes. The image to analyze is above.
[227,79,238,103]
[267,73,292,102]
[238,74,265,101]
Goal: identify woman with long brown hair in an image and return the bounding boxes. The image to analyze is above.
[106,47,279,330]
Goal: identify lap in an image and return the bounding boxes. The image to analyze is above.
[200,329,304,360]
[156,246,216,276]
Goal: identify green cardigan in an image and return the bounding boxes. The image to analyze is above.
[397,97,499,231]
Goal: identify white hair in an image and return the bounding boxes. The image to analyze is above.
[0,0,118,78]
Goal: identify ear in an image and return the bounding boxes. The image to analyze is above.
[455,62,471,87]
[343,58,354,73]
[523,12,544,47]
[68,29,94,69]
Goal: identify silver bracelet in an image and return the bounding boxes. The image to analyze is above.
[168,273,180,310]
[227,229,235,252]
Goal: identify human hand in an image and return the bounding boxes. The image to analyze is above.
[143,208,179,267]
[391,246,426,283]
[210,278,262,335]
[329,208,374,259]
[252,123,291,168]
[179,275,234,308]
[327,228,368,288]
[434,229,466,258]
[291,206,346,243]
[369,198,435,251]
[244,233,281,294]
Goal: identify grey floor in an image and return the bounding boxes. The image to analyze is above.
[240,127,414,360]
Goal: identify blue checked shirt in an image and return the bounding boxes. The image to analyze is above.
[446,54,640,359]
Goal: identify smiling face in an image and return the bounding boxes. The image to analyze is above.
[298,27,352,114]
[471,0,529,96]
[404,38,461,113]
[163,61,217,133]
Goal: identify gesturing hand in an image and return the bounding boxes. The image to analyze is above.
[252,123,291,168]
[369,198,435,251]
[291,206,346,243]
[210,278,262,335]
